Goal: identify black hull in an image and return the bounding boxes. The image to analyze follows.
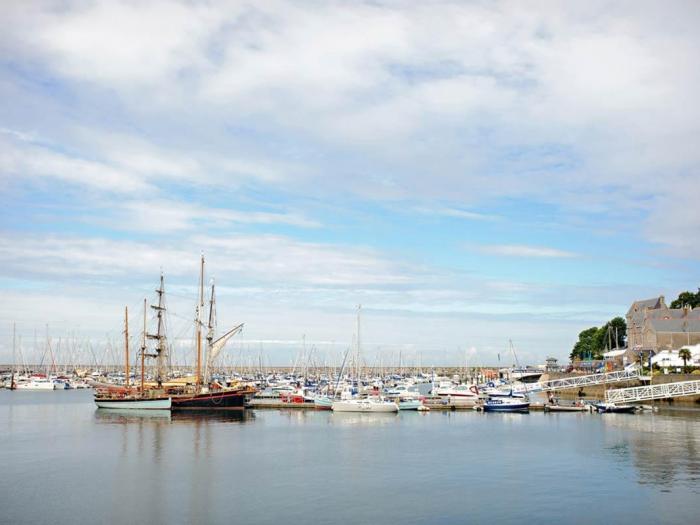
[171,389,252,410]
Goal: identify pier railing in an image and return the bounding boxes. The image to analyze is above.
[605,379,700,403]
[507,368,641,393]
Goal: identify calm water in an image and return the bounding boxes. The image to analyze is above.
[2,391,700,525]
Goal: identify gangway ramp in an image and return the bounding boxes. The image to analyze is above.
[605,379,700,403]
[507,368,641,394]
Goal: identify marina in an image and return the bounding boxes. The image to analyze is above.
[3,2,700,523]
[2,388,699,525]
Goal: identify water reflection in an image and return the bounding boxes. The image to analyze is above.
[94,408,172,423]
[328,412,399,426]
[172,410,254,424]
[602,411,700,492]
[94,408,255,424]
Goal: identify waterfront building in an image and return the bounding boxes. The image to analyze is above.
[545,357,560,372]
[650,344,700,372]
[626,296,700,352]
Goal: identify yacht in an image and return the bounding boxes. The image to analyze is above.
[15,377,56,390]
[433,383,480,405]
[483,392,530,413]
[331,397,399,413]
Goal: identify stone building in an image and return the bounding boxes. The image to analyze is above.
[626,295,700,352]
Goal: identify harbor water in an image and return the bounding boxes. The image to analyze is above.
[2,390,699,524]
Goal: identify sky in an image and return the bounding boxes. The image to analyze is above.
[0,0,698,367]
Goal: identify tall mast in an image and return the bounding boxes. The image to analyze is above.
[11,322,16,390]
[196,255,204,387]
[154,273,167,385]
[141,298,146,393]
[124,306,130,388]
[356,304,362,382]
[204,277,216,385]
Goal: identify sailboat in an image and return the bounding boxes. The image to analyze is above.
[170,255,256,410]
[94,299,172,410]
[482,340,530,413]
[331,305,399,413]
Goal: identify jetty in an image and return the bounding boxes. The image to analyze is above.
[506,368,643,394]
[605,379,700,404]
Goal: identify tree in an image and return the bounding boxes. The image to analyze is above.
[602,317,627,349]
[570,317,627,362]
[679,348,692,373]
[571,327,603,361]
[670,288,700,309]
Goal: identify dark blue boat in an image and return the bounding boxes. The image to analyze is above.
[483,392,530,413]
[594,403,637,414]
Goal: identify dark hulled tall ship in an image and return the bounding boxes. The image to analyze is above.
[170,255,256,411]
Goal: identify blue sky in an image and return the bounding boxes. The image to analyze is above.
[0,1,698,366]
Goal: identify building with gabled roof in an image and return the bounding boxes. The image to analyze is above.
[626,295,700,352]
[626,296,667,349]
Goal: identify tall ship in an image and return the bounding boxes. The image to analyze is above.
[170,255,256,410]
[94,292,172,410]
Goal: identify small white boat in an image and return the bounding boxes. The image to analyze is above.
[385,384,421,398]
[397,398,423,410]
[332,398,399,413]
[15,378,56,390]
[312,394,334,410]
[544,404,587,413]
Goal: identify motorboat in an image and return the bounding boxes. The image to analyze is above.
[385,384,421,398]
[594,402,637,414]
[503,367,543,384]
[433,385,480,405]
[482,392,530,413]
[544,404,588,413]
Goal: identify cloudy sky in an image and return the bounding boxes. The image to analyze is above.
[0,0,698,367]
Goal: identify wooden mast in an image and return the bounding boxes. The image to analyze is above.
[124,306,130,388]
[196,255,204,388]
[141,298,146,393]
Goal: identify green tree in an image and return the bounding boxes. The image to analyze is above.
[601,317,627,349]
[679,348,692,373]
[571,327,602,361]
[570,317,627,362]
[670,288,700,309]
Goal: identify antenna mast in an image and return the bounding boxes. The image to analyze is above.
[196,255,204,387]
[124,306,129,388]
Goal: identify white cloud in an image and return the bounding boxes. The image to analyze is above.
[413,205,499,221]
[1,1,699,364]
[476,244,579,258]
[0,232,414,287]
[3,2,698,244]
[91,198,320,233]
[0,133,152,194]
